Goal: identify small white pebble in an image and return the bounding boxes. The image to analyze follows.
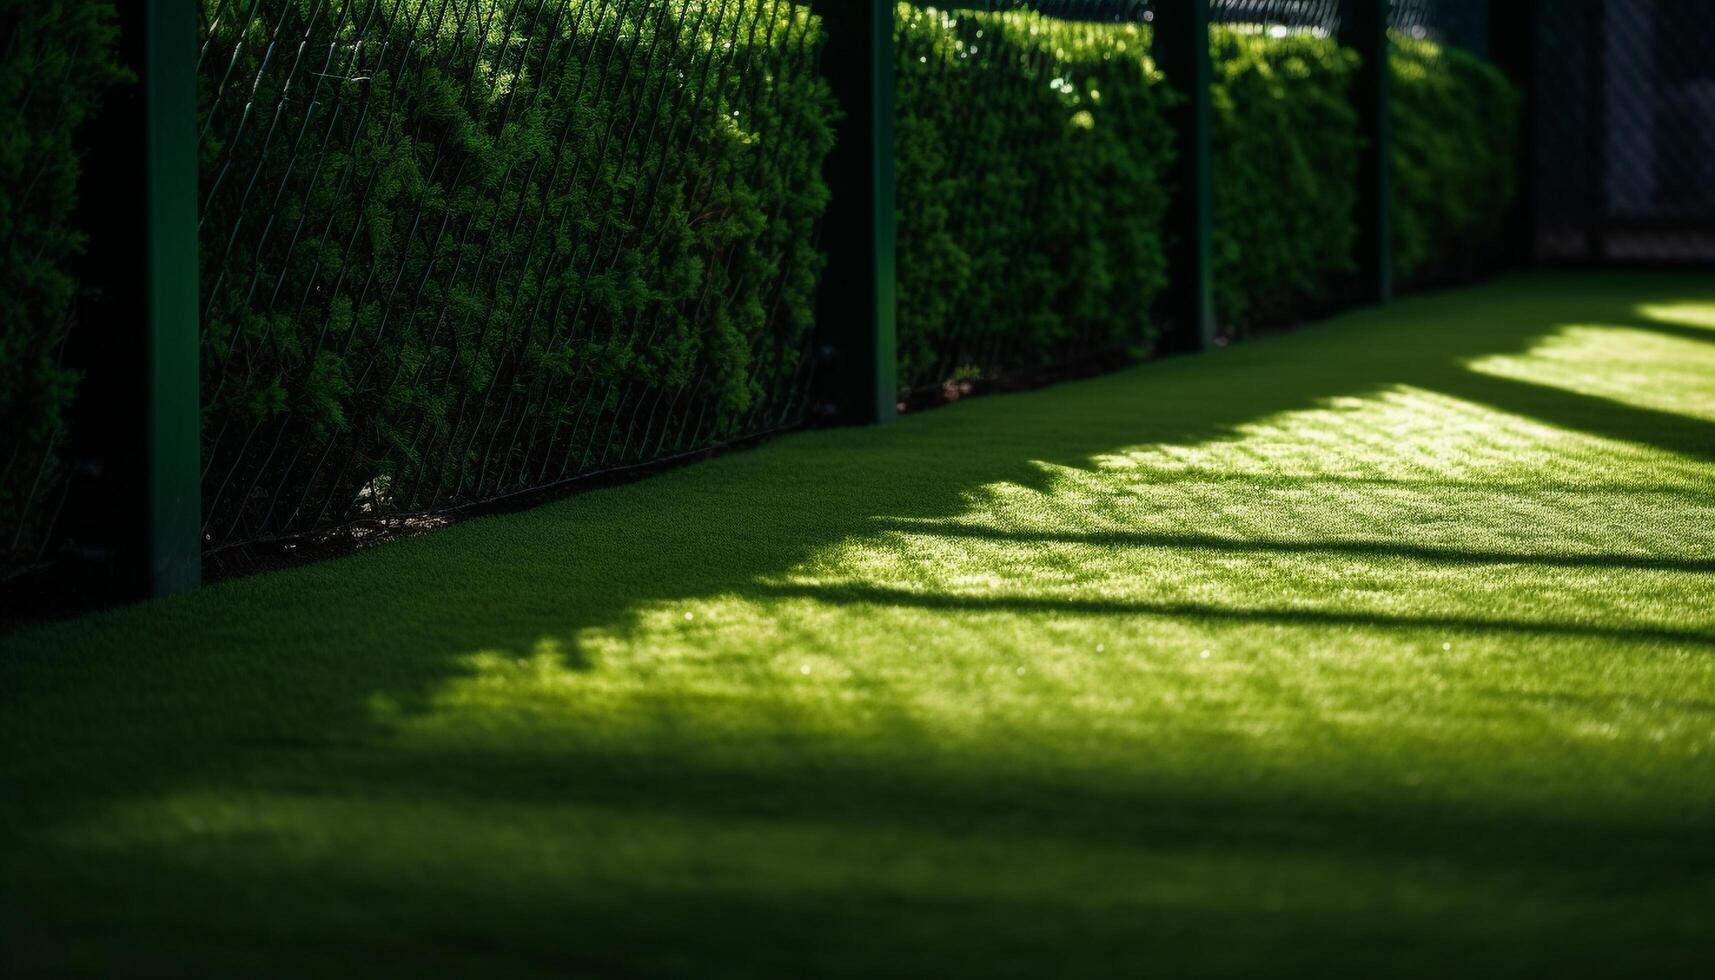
[1200,650,1211,659]
[800,664,812,675]
[1096,643,1105,653]
[1442,642,1452,651]
[684,612,695,621]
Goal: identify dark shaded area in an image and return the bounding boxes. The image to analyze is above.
[5,743,1712,979]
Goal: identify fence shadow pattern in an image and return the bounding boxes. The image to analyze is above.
[1534,0,1715,263]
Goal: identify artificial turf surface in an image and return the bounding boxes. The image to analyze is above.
[3,271,1714,977]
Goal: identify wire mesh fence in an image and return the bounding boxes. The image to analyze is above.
[1209,0,1486,47]
[1389,0,1485,53]
[892,1,1169,403]
[195,0,833,554]
[1535,0,1715,263]
[1211,0,1339,34]
[1389,0,1518,287]
[1206,1,1361,330]
[10,0,1701,609]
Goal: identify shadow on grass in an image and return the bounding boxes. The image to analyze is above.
[865,519,1715,574]
[749,582,1715,649]
[1432,369,1715,463]
[3,272,1714,976]
[7,739,1713,979]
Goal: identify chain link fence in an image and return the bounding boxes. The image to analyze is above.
[1212,0,1339,34]
[893,1,1169,403]
[1390,0,1486,52]
[10,0,1702,611]
[1535,0,1715,263]
[194,0,833,557]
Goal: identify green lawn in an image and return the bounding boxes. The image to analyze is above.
[3,272,1714,977]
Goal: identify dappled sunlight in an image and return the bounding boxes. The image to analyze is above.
[796,382,1713,618]
[1639,301,1715,333]
[1467,319,1715,425]
[399,363,1715,777]
[399,612,948,755]
[1084,385,1692,484]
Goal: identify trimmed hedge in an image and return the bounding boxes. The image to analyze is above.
[1211,27,1361,332]
[1392,37,1521,285]
[1211,29,1521,329]
[897,19,1518,351]
[893,5,1175,396]
[0,1,126,576]
[198,0,834,544]
[4,4,1522,571]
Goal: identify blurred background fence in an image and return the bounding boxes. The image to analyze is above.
[1533,0,1715,263]
[4,0,1712,616]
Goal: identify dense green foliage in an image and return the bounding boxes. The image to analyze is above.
[3,4,1523,562]
[1210,27,1361,332]
[894,19,1519,360]
[0,1,125,575]
[198,0,833,544]
[1391,38,1522,285]
[1209,31,1521,329]
[893,6,1174,395]
[7,274,1715,976]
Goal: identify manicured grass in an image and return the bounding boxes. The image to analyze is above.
[3,272,1714,977]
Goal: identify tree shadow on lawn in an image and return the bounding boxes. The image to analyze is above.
[3,271,1715,974]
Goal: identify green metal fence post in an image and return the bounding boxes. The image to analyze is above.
[1489,0,1539,269]
[1152,0,1216,354]
[143,0,203,597]
[1341,0,1393,305]
[810,0,897,424]
[69,0,202,601]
